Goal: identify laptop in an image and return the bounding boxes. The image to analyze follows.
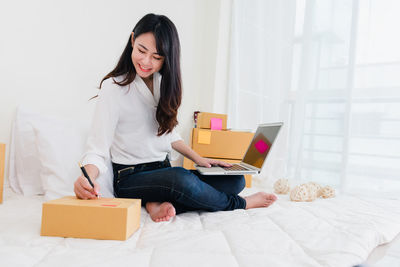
[195,122,283,175]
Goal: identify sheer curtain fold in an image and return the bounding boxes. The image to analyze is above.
[228,0,400,197]
[228,0,296,184]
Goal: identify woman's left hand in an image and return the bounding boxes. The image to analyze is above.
[195,157,233,168]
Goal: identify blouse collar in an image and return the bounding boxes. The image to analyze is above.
[134,72,161,107]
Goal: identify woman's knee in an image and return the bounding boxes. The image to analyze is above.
[229,175,246,195]
[169,167,199,189]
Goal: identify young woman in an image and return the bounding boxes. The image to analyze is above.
[74,13,277,222]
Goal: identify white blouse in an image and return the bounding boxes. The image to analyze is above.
[81,72,182,174]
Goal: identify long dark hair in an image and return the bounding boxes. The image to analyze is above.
[99,13,182,136]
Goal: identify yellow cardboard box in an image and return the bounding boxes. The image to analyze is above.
[183,157,252,188]
[0,143,5,204]
[197,112,227,130]
[41,196,141,240]
[192,128,254,159]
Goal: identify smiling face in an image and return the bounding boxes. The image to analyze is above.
[131,32,165,81]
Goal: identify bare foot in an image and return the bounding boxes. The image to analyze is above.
[244,192,277,209]
[145,202,176,222]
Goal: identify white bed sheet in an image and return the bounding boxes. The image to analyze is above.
[1,186,399,267]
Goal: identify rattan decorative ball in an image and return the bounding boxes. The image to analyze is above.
[306,182,323,198]
[274,179,291,194]
[320,186,335,198]
[306,186,318,201]
[290,184,311,202]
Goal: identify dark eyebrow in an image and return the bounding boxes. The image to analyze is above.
[138,44,162,56]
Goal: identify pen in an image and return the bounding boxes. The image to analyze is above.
[78,162,99,198]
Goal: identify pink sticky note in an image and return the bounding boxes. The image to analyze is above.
[254,139,269,154]
[210,118,223,130]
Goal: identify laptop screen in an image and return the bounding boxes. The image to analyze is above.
[242,123,282,169]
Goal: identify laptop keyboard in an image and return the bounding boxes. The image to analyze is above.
[223,164,249,171]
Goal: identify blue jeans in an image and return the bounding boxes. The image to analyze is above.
[112,159,246,214]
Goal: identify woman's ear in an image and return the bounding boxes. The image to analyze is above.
[131,32,135,47]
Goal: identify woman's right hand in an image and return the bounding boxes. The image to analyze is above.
[74,175,100,200]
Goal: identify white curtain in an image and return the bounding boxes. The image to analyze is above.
[228,0,400,198]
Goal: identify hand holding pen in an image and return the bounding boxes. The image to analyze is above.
[75,162,100,199]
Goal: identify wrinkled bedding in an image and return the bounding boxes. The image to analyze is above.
[1,186,399,267]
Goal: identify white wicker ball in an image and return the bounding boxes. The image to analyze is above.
[306,186,318,201]
[320,186,335,198]
[306,182,322,198]
[274,179,291,194]
[290,184,311,202]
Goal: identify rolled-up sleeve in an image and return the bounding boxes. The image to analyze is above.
[81,80,120,174]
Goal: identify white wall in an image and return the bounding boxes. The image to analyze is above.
[0,0,224,182]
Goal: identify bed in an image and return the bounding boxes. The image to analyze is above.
[1,106,400,267]
[2,185,400,267]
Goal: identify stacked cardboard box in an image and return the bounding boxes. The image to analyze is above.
[183,112,254,187]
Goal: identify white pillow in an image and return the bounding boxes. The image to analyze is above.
[9,105,114,199]
[31,113,114,200]
[8,107,45,195]
[8,121,22,193]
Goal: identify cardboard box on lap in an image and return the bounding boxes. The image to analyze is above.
[41,196,141,240]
